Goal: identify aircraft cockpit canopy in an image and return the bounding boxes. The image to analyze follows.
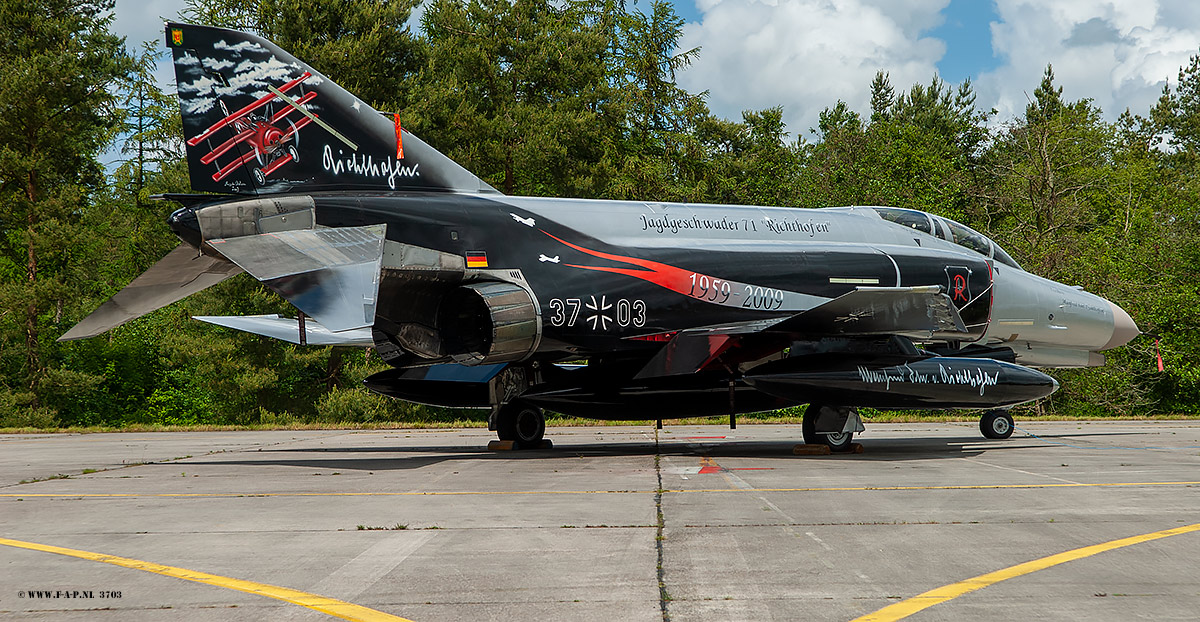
[871,207,1023,270]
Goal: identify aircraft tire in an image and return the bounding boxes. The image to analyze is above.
[496,401,545,449]
[802,404,855,451]
[980,410,1014,439]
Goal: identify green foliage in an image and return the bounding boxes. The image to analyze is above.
[0,0,136,420]
[3,1,1198,426]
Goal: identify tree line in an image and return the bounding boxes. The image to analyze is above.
[2,0,1198,428]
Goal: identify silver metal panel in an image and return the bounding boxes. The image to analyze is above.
[257,208,315,234]
[209,225,385,332]
[58,245,242,341]
[193,314,373,346]
[209,225,385,280]
[1013,345,1104,368]
[382,240,466,272]
[196,195,316,240]
[984,264,1122,352]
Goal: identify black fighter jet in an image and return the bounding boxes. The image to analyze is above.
[61,23,1140,450]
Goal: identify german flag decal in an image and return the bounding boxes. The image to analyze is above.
[465,251,488,268]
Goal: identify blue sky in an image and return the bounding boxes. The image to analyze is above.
[112,0,1200,139]
[925,0,1003,84]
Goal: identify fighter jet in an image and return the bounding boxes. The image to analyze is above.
[61,23,1140,450]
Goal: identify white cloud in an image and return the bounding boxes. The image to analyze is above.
[978,0,1200,122]
[680,0,1200,137]
[678,0,951,138]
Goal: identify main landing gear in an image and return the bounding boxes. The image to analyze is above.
[493,400,546,449]
[802,404,862,452]
[979,410,1015,439]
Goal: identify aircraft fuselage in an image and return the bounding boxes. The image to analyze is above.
[274,192,1125,366]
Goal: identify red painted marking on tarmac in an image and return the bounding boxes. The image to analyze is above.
[697,455,773,474]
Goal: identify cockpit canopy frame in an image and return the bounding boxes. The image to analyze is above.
[871,207,1022,270]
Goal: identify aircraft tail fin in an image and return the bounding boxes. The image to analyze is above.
[165,22,497,196]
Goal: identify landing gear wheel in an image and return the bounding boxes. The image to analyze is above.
[980,410,1014,439]
[496,401,545,449]
[252,167,266,185]
[287,144,300,164]
[802,404,855,452]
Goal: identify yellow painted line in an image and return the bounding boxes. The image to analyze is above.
[852,522,1200,622]
[0,537,414,622]
[2,481,1198,500]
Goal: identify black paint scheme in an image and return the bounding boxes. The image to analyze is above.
[69,24,1072,436]
[157,22,1050,420]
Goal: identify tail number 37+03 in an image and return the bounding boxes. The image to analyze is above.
[548,297,646,330]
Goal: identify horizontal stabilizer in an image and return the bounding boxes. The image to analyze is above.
[774,286,966,336]
[59,245,242,341]
[207,225,386,332]
[193,314,372,346]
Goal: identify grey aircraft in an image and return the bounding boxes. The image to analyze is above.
[61,22,1140,450]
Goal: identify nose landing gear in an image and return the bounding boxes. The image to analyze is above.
[980,410,1015,439]
[802,404,861,452]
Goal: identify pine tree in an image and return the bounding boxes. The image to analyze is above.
[0,0,134,422]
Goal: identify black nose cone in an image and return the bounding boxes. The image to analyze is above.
[167,206,202,248]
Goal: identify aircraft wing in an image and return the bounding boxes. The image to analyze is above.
[632,320,782,379]
[633,286,966,378]
[58,245,242,341]
[773,285,967,336]
[193,314,373,346]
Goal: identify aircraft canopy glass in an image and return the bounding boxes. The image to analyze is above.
[871,207,1023,270]
[872,207,931,234]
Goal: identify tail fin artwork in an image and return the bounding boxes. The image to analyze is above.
[62,22,502,341]
[165,22,497,196]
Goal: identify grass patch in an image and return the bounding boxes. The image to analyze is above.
[18,473,70,484]
[357,523,407,531]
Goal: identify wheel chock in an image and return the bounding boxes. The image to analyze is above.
[839,443,865,454]
[487,439,554,451]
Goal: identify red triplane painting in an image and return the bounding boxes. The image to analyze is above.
[186,72,317,185]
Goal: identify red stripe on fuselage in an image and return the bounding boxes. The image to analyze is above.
[543,231,698,295]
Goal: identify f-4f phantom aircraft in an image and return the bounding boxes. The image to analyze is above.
[62,23,1140,450]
